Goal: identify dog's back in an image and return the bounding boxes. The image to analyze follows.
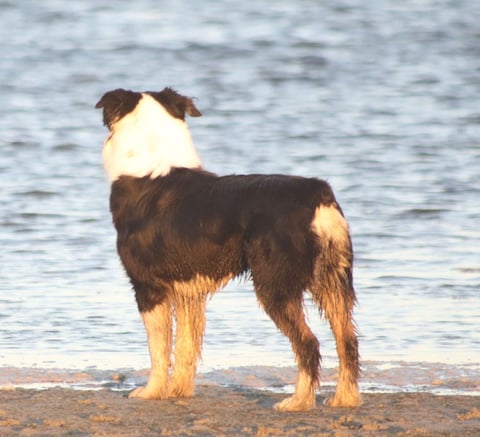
[109,168,343,301]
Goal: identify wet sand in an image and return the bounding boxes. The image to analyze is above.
[1,386,479,436]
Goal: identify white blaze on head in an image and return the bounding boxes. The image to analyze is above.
[102,93,201,182]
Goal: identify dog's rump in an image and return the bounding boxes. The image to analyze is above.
[109,167,351,307]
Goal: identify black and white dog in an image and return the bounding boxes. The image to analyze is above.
[95,88,360,411]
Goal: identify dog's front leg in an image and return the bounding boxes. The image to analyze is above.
[129,300,173,399]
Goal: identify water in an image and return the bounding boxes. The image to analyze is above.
[1,0,479,394]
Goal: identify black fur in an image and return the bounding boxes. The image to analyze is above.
[95,89,142,129]
[147,88,202,120]
[110,168,338,313]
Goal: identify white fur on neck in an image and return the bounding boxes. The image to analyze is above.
[102,93,201,182]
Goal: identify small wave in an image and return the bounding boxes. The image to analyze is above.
[52,143,81,152]
[16,190,59,198]
[396,208,449,219]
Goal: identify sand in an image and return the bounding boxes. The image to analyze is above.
[0,385,479,436]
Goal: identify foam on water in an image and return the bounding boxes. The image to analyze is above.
[1,361,479,397]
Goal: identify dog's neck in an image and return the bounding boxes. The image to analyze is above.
[102,93,201,182]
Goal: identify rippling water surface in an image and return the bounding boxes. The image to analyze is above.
[1,1,479,393]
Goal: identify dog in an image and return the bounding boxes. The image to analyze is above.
[95,87,360,411]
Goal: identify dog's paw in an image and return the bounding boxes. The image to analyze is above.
[273,395,316,412]
[128,386,151,399]
[128,385,165,400]
[323,393,362,408]
[167,384,195,398]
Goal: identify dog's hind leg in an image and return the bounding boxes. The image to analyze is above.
[129,299,173,399]
[322,298,360,408]
[169,291,208,398]
[255,289,319,411]
[310,203,361,407]
[246,223,320,411]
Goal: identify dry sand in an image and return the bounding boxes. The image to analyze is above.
[0,385,479,436]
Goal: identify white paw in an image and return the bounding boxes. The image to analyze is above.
[323,393,361,407]
[274,395,315,412]
[128,384,165,400]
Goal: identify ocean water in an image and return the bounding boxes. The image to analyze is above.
[1,0,479,395]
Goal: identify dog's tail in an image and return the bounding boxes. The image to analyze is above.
[310,202,355,309]
[310,201,361,406]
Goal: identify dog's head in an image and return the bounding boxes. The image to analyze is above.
[95,88,201,130]
[96,88,202,182]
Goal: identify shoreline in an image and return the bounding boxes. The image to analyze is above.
[1,361,479,397]
[1,385,479,436]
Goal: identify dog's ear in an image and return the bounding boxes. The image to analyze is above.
[95,89,142,130]
[147,88,202,121]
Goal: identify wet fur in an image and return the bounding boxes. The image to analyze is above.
[96,88,361,411]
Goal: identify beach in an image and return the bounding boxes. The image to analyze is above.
[1,385,479,436]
